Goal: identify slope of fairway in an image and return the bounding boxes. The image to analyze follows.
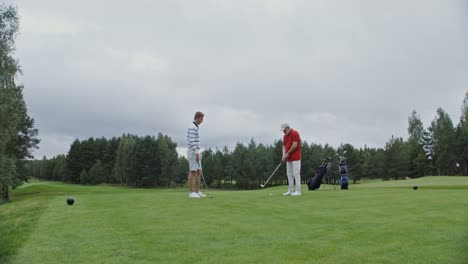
[2,177,468,264]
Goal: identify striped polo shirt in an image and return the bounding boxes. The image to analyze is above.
[187,121,200,153]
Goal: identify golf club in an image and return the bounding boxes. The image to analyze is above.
[260,162,283,188]
[323,159,336,191]
[199,161,213,198]
[336,150,347,162]
[200,171,213,198]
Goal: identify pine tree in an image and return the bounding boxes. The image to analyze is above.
[384,136,410,180]
[157,134,178,187]
[66,139,82,183]
[455,92,468,175]
[39,156,54,180]
[430,108,457,175]
[79,169,91,184]
[88,160,105,184]
[407,110,429,177]
[133,136,159,187]
[367,148,386,179]
[231,143,248,189]
[52,155,68,181]
[102,137,120,183]
[113,135,137,185]
[175,156,189,185]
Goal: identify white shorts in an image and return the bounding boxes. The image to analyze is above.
[187,150,201,171]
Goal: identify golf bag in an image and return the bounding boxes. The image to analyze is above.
[307,157,331,190]
[339,161,349,190]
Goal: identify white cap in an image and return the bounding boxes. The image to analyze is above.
[280,123,290,131]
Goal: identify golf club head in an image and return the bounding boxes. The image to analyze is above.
[260,184,265,188]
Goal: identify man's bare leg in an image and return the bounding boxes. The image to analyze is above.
[188,171,195,193]
[195,169,201,193]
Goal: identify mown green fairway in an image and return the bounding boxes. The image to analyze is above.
[1,177,468,264]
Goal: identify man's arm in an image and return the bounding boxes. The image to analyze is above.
[287,142,298,155]
[282,142,297,160]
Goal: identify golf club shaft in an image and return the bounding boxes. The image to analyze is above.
[200,171,208,192]
[198,161,209,192]
[262,162,282,186]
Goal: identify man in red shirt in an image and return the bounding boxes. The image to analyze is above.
[281,123,302,196]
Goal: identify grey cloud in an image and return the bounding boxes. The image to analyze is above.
[5,0,467,157]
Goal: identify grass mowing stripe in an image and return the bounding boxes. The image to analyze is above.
[0,196,49,263]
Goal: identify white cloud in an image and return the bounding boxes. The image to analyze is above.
[20,11,81,34]
[303,112,338,127]
[104,48,168,74]
[130,51,168,74]
[259,0,296,17]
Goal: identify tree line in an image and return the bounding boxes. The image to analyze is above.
[29,134,181,188]
[2,4,468,201]
[29,95,468,189]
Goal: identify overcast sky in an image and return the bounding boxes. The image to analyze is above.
[5,0,468,158]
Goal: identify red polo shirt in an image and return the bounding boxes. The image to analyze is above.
[283,128,301,161]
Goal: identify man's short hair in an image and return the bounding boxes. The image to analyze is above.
[194,111,205,120]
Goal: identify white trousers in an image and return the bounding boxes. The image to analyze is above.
[286,160,301,193]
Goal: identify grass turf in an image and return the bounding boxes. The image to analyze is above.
[1,177,468,263]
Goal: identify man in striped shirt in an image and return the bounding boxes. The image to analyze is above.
[187,111,205,198]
